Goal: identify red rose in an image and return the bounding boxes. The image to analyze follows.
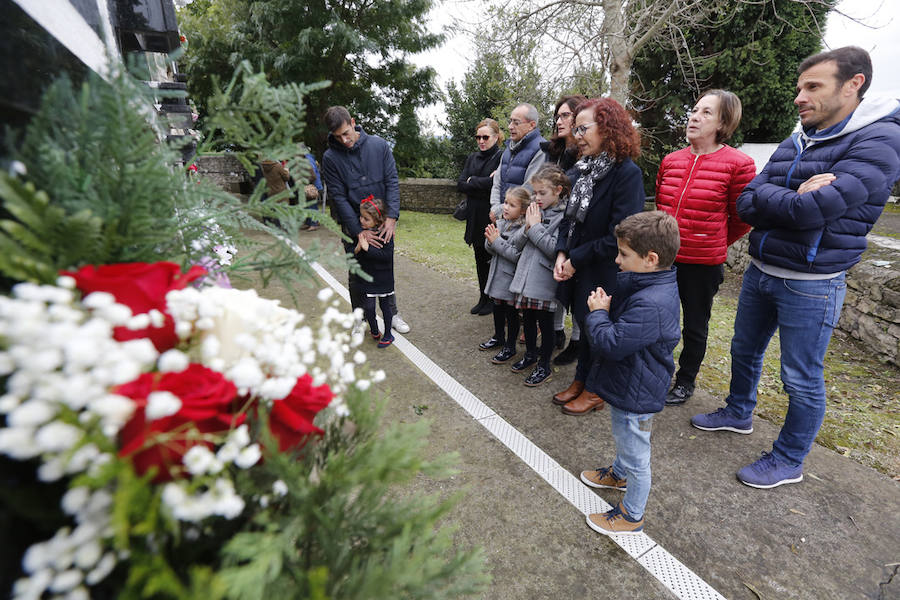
[268,375,332,452]
[63,262,206,351]
[116,363,244,481]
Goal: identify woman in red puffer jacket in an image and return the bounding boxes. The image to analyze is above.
[655,89,756,406]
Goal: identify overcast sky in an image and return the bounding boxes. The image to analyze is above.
[414,0,900,134]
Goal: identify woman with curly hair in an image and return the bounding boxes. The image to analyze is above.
[551,97,646,415]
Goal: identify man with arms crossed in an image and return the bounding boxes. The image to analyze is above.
[691,47,900,488]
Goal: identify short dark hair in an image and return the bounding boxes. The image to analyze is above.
[699,89,743,144]
[324,106,352,132]
[614,211,680,269]
[530,164,572,198]
[798,46,872,99]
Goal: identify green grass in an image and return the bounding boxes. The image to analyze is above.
[395,212,476,282]
[398,211,900,479]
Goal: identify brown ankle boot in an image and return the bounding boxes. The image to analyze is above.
[552,380,585,405]
[561,390,604,415]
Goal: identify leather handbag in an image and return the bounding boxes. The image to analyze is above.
[452,197,469,221]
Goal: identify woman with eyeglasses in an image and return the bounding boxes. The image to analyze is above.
[541,94,587,361]
[654,90,755,406]
[457,118,505,315]
[551,98,645,416]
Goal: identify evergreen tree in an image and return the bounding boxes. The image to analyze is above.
[632,0,836,192]
[178,0,443,158]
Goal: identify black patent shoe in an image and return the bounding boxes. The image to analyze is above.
[524,365,553,387]
[510,354,538,373]
[479,336,502,351]
[491,346,517,364]
[665,383,694,406]
[552,339,579,365]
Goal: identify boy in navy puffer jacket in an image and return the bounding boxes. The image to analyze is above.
[579,211,681,536]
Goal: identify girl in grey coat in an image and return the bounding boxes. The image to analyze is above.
[509,165,572,386]
[480,187,529,365]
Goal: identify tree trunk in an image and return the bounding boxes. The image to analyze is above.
[603,0,631,106]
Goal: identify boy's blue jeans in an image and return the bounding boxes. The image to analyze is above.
[724,263,846,467]
[609,406,653,520]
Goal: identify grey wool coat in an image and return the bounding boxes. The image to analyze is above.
[483,219,526,302]
[509,201,566,302]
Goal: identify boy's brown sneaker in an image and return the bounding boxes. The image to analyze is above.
[586,503,644,536]
[580,466,626,491]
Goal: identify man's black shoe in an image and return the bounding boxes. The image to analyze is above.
[665,383,694,406]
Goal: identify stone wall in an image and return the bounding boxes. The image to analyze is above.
[399,178,462,213]
[727,237,900,366]
[195,154,251,197]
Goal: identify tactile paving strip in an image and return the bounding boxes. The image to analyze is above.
[301,252,725,600]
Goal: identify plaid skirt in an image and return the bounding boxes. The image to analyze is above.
[514,295,556,312]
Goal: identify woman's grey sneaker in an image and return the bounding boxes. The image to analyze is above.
[391,314,410,333]
[691,407,753,434]
[665,383,693,405]
[737,452,803,488]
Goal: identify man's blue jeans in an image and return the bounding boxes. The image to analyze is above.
[609,406,653,520]
[725,263,846,467]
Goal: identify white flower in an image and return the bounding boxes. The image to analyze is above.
[258,376,295,400]
[148,309,166,327]
[372,369,386,383]
[161,482,187,507]
[98,303,132,326]
[81,292,115,310]
[73,540,102,570]
[85,553,116,585]
[272,480,288,496]
[37,457,65,482]
[355,379,371,391]
[216,442,239,464]
[157,349,189,373]
[183,445,216,475]
[56,275,76,289]
[228,425,250,448]
[0,393,20,413]
[65,444,101,475]
[23,541,53,573]
[125,313,151,330]
[8,400,56,428]
[317,288,334,302]
[227,357,264,391]
[146,391,182,420]
[35,421,82,453]
[64,586,90,600]
[175,320,193,339]
[87,394,136,433]
[0,351,13,376]
[49,569,82,593]
[234,444,261,469]
[61,487,90,516]
[353,351,366,365]
[201,334,221,360]
[0,427,40,459]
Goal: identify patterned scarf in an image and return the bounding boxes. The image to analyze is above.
[565,153,614,224]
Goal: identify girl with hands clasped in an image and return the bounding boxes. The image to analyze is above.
[480,187,530,365]
[508,164,571,386]
[354,196,396,348]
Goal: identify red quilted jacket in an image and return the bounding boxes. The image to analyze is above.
[655,145,756,265]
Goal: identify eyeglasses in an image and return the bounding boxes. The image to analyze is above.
[508,118,527,126]
[474,135,491,141]
[556,111,574,121]
[572,122,598,137]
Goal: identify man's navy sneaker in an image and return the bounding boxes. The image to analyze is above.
[737,452,803,489]
[691,407,753,434]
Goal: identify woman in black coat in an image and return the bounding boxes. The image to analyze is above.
[457,118,504,315]
[551,98,646,416]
